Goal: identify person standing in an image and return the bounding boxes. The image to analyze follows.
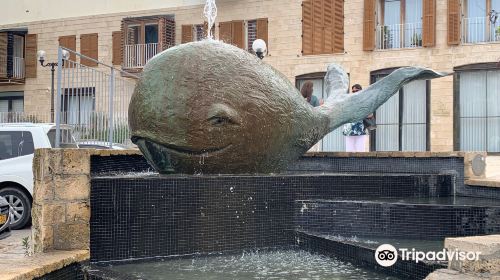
[300,81,320,107]
[343,84,368,152]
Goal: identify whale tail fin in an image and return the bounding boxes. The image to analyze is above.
[317,65,447,131]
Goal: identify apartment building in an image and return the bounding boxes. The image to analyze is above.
[0,0,499,153]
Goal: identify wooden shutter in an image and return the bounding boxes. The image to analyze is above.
[422,0,436,47]
[164,18,176,49]
[231,21,245,49]
[219,21,232,44]
[256,18,269,50]
[158,17,175,50]
[363,0,376,51]
[448,0,461,45]
[332,0,344,53]
[80,33,98,67]
[58,35,76,67]
[0,33,7,76]
[302,1,313,55]
[323,0,334,53]
[312,0,324,54]
[112,31,122,65]
[25,34,37,78]
[181,25,193,43]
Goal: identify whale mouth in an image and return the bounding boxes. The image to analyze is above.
[132,136,232,156]
[160,142,232,156]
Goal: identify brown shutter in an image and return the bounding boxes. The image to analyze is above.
[422,0,436,47]
[80,33,98,67]
[323,0,334,53]
[219,21,233,44]
[158,18,175,50]
[112,31,122,65]
[231,21,245,49]
[58,35,76,67]
[25,34,37,78]
[332,0,344,53]
[448,0,461,45]
[312,0,324,54]
[0,33,7,76]
[363,0,376,51]
[164,18,176,48]
[256,18,268,50]
[302,1,313,55]
[181,25,193,43]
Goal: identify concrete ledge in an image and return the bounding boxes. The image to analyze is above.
[0,249,88,280]
[304,151,468,158]
[466,179,500,188]
[425,269,494,280]
[445,235,500,275]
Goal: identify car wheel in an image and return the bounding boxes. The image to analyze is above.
[0,187,31,230]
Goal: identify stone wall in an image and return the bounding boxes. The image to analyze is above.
[32,148,141,253]
[1,0,500,150]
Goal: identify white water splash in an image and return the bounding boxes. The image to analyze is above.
[203,0,217,39]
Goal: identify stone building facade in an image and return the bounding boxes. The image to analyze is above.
[0,0,499,152]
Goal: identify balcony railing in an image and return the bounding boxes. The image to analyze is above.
[462,16,500,44]
[124,43,158,68]
[0,55,25,79]
[376,22,423,50]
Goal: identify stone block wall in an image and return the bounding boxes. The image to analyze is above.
[32,149,91,253]
[32,148,144,252]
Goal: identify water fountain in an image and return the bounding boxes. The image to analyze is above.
[76,1,500,279]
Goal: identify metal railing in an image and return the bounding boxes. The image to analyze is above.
[55,46,139,148]
[0,112,52,123]
[0,56,25,79]
[123,43,159,68]
[13,57,24,78]
[462,16,500,44]
[376,22,423,49]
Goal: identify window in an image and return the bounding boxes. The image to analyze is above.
[0,31,36,82]
[61,87,95,126]
[0,131,34,160]
[296,73,346,152]
[218,19,268,53]
[0,93,24,114]
[462,0,500,43]
[375,0,423,49]
[370,69,429,151]
[455,64,500,152]
[121,15,175,69]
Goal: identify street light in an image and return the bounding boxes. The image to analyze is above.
[252,39,267,59]
[37,50,70,122]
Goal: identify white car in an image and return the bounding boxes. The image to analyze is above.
[0,123,77,229]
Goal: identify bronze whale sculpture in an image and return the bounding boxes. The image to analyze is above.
[129,40,444,174]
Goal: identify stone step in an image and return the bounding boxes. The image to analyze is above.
[295,197,500,240]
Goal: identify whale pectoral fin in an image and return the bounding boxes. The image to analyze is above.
[324,64,350,101]
[318,67,446,131]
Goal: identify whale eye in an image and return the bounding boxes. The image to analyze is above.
[209,116,234,126]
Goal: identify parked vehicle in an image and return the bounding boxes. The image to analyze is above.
[0,123,77,229]
[0,196,11,239]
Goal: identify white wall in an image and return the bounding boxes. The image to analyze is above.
[0,0,206,25]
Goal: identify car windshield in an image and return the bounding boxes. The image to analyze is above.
[47,128,79,148]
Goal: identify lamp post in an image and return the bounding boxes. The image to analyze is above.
[252,39,267,59]
[37,50,70,122]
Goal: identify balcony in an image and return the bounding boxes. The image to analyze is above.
[376,22,423,50]
[123,43,158,69]
[462,16,500,44]
[0,55,25,84]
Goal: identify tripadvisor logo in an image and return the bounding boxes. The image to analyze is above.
[374,244,481,267]
[375,244,398,267]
